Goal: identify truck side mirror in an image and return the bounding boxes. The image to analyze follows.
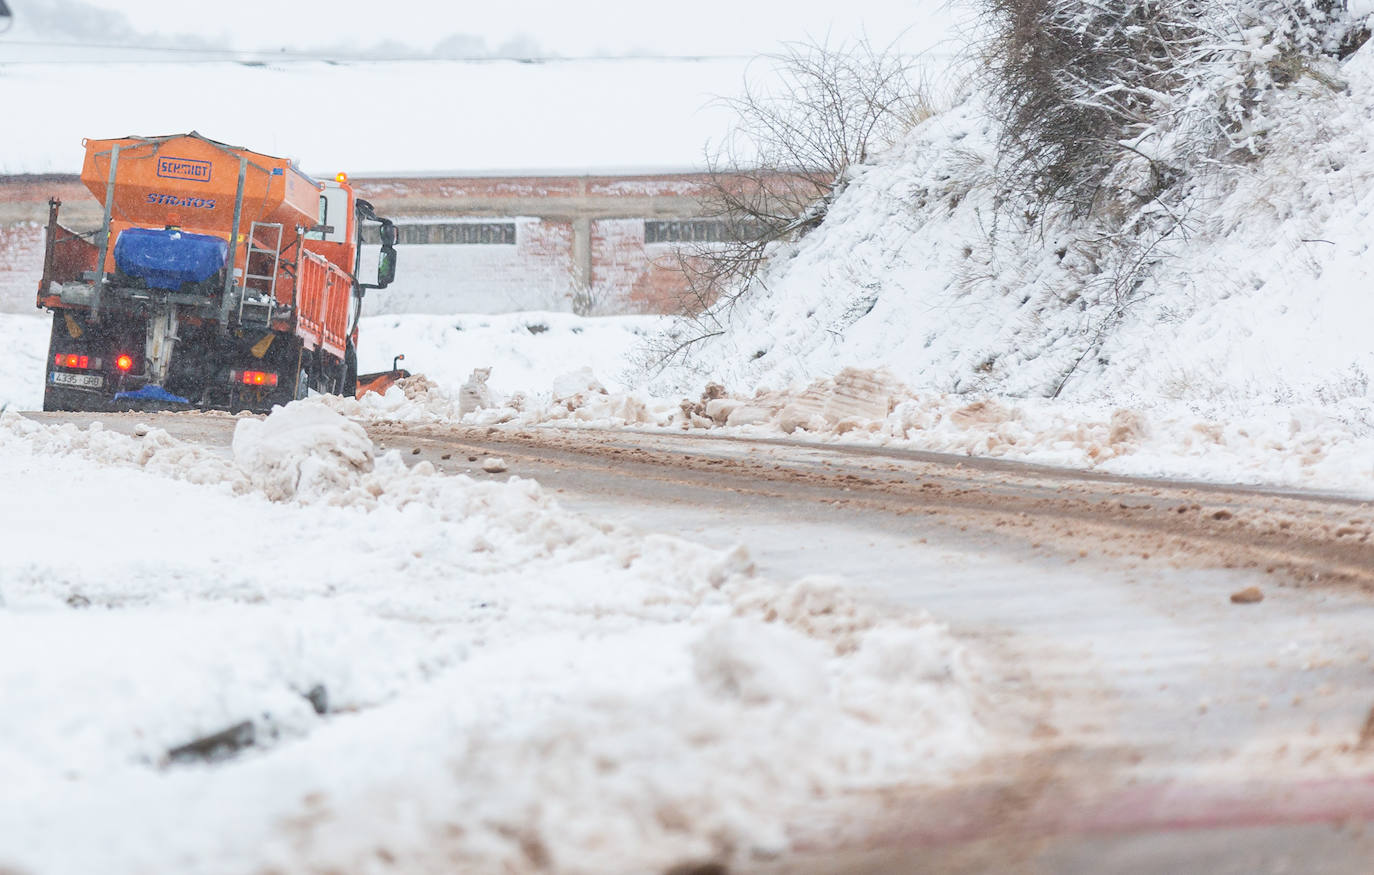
[379,222,397,247]
[377,245,397,287]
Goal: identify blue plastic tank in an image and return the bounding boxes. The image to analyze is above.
[113,227,228,291]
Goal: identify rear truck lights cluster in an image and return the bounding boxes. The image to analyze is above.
[54,354,99,369]
[231,369,278,387]
[50,351,110,390]
[115,354,134,372]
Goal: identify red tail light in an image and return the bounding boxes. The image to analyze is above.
[55,354,91,369]
[115,354,134,372]
[232,370,278,387]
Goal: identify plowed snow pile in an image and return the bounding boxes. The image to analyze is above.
[0,402,984,875]
[336,365,1374,496]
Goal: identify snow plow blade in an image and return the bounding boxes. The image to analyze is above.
[356,369,412,398]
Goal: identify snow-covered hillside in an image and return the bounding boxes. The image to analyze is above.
[651,44,1374,410]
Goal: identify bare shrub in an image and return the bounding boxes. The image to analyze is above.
[567,272,604,317]
[982,0,1201,214]
[646,37,933,370]
[706,36,930,238]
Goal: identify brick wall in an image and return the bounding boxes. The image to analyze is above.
[583,219,697,315]
[0,224,43,314]
[361,217,578,315]
[0,171,751,317]
[590,219,650,314]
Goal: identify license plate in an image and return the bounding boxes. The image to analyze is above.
[52,371,104,389]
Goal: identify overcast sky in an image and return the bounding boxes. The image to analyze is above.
[2,0,969,59]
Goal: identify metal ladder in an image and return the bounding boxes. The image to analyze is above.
[238,221,282,327]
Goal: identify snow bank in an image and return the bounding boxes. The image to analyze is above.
[0,403,984,874]
[0,312,49,411]
[329,363,1374,496]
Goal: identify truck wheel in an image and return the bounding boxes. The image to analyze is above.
[295,366,310,401]
[342,343,358,398]
[287,339,310,402]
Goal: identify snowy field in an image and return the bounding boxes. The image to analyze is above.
[0,60,747,177]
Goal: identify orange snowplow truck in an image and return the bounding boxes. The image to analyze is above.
[37,132,398,412]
